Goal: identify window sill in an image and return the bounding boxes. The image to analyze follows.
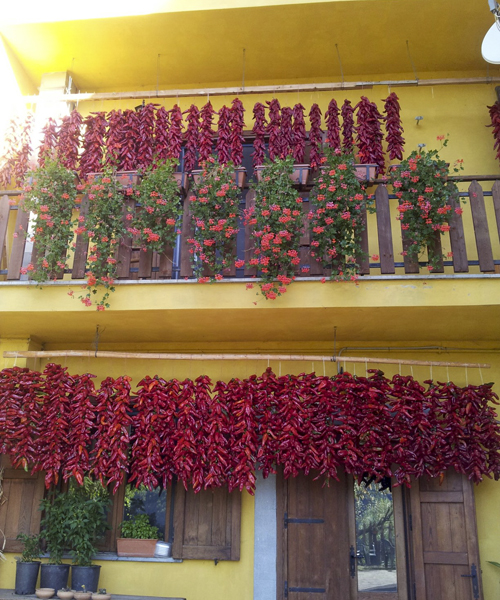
[94,552,182,563]
[39,553,182,564]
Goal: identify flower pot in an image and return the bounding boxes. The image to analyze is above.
[354,164,378,181]
[254,164,310,185]
[232,167,247,188]
[57,591,74,600]
[71,565,101,593]
[92,594,111,600]
[15,561,41,595]
[40,564,71,592]
[87,171,140,189]
[116,538,158,558]
[73,593,91,600]
[35,588,55,599]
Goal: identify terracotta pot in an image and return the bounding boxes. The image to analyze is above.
[354,164,377,181]
[73,593,91,600]
[190,167,247,188]
[36,589,55,599]
[92,594,111,600]
[87,171,140,188]
[116,538,158,558]
[254,164,310,185]
[57,591,74,600]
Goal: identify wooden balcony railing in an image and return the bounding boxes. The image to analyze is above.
[1,175,499,283]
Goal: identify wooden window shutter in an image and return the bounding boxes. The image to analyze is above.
[0,455,45,552]
[172,486,241,560]
[410,470,483,600]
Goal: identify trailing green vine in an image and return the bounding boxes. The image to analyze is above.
[21,158,79,283]
[130,159,183,253]
[309,148,373,280]
[245,156,304,299]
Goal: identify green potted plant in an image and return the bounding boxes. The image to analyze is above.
[15,533,41,594]
[117,514,160,558]
[39,493,72,591]
[245,155,304,299]
[78,168,128,311]
[391,136,463,271]
[131,158,183,254]
[310,147,374,280]
[187,156,241,280]
[20,158,79,282]
[67,480,110,592]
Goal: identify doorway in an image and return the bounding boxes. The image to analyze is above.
[277,470,483,600]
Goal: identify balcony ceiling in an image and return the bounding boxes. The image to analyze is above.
[0,0,498,95]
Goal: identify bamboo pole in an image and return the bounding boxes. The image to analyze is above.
[20,76,500,105]
[2,350,490,369]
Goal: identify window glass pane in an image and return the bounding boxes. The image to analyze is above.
[354,479,397,593]
[123,484,167,540]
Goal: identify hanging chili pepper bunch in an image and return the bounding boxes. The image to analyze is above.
[1,365,499,493]
[187,156,240,280]
[488,100,500,165]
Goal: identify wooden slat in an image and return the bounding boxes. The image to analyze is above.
[492,180,500,242]
[0,195,11,268]
[422,552,468,566]
[116,197,135,279]
[448,193,468,273]
[138,248,153,278]
[469,180,495,272]
[179,198,193,278]
[7,208,29,279]
[375,185,395,274]
[72,194,90,279]
[402,229,420,274]
[244,190,257,277]
[427,232,444,273]
[158,244,174,278]
[419,491,463,503]
[356,205,370,275]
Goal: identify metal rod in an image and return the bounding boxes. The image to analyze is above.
[19,76,500,105]
[2,350,490,368]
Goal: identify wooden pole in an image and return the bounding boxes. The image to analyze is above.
[19,76,500,105]
[2,350,490,369]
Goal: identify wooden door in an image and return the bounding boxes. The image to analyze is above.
[410,471,483,600]
[277,471,351,600]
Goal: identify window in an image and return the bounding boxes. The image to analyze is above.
[0,455,241,561]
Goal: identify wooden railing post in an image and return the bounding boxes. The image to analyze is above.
[375,185,395,274]
[7,208,29,280]
[469,181,495,272]
[0,195,11,271]
[448,191,469,273]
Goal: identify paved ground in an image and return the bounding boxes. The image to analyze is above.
[358,568,398,592]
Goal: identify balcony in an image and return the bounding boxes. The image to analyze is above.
[1,174,499,284]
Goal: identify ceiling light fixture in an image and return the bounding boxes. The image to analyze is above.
[482,0,500,64]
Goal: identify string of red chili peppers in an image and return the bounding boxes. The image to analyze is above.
[0,365,499,494]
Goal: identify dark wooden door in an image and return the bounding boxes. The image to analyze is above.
[277,471,351,600]
[410,471,483,600]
